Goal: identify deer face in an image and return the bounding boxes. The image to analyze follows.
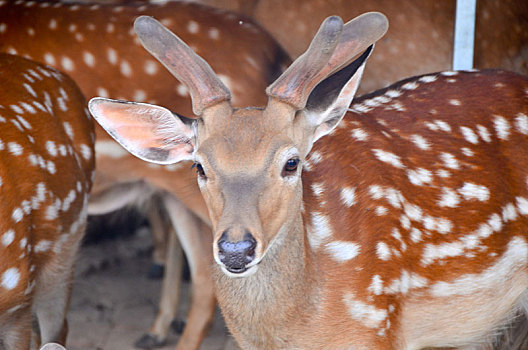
[89,14,388,277]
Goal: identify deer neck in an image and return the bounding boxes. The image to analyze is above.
[213,212,320,348]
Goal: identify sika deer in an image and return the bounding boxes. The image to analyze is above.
[90,13,528,349]
[0,1,290,348]
[0,53,94,349]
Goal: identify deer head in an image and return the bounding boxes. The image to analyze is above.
[89,13,388,277]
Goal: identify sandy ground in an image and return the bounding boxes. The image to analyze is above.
[65,222,235,350]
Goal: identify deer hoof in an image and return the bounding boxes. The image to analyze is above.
[134,333,166,349]
[171,319,186,334]
[146,263,165,279]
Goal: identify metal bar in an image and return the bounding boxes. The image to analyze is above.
[453,0,477,70]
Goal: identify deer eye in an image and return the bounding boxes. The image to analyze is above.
[192,162,206,178]
[282,157,299,177]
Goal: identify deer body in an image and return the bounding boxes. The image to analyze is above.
[89,14,528,350]
[0,1,289,347]
[0,53,94,348]
[213,70,528,349]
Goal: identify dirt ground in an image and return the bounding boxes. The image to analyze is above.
[66,221,235,350]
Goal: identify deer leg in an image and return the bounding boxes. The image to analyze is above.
[145,197,170,279]
[136,223,183,349]
[1,306,32,350]
[33,225,85,345]
[162,194,215,350]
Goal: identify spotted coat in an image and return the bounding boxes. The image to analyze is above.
[300,70,528,348]
[0,53,94,348]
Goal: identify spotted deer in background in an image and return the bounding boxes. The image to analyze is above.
[89,13,528,349]
[0,53,94,349]
[0,1,290,348]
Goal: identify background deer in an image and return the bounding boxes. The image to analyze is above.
[80,0,528,94]
[200,0,528,93]
[0,53,94,349]
[0,1,289,348]
[90,13,528,349]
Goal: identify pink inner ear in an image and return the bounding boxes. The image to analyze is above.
[90,98,195,164]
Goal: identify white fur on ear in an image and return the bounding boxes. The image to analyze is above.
[306,46,371,143]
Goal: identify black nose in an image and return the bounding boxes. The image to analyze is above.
[217,231,257,273]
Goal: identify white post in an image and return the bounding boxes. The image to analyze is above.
[452,0,477,70]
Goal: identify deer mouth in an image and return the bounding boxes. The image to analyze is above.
[219,263,259,278]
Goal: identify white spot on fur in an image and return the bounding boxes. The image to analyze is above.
[34,240,52,253]
[435,120,452,132]
[340,187,356,207]
[502,203,518,222]
[133,89,147,101]
[343,292,387,328]
[46,141,57,157]
[43,52,56,65]
[10,104,24,114]
[144,60,158,75]
[63,122,74,140]
[49,19,57,30]
[410,228,422,243]
[1,268,20,290]
[375,206,388,216]
[8,142,23,156]
[458,182,490,202]
[430,237,528,296]
[407,168,432,186]
[372,149,404,168]
[96,87,109,98]
[187,20,199,34]
[476,125,492,142]
[120,60,132,77]
[176,84,188,97]
[307,212,332,249]
[461,148,474,157]
[61,56,74,72]
[368,275,384,295]
[208,27,219,39]
[410,134,430,150]
[325,241,360,262]
[460,126,479,144]
[436,169,451,178]
[351,128,369,141]
[1,230,15,246]
[107,48,118,65]
[440,152,459,170]
[449,99,461,106]
[369,185,384,200]
[83,51,95,67]
[493,115,511,140]
[438,187,460,208]
[402,81,418,90]
[376,242,391,261]
[517,197,528,215]
[515,113,528,134]
[419,75,437,83]
[80,144,92,160]
[311,183,324,199]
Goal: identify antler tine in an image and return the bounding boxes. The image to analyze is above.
[266,16,343,110]
[266,13,388,111]
[134,16,231,116]
[316,12,388,83]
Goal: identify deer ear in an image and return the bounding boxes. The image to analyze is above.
[303,45,373,143]
[88,98,195,164]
